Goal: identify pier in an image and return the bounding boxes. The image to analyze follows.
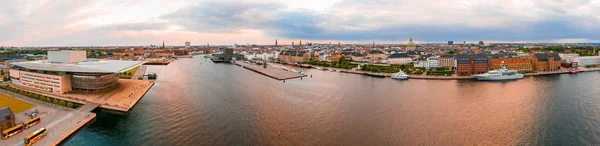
[235,61,306,80]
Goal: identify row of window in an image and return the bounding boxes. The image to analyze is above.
[21,73,60,81]
[21,76,60,85]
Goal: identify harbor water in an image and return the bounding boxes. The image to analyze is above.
[63,56,600,145]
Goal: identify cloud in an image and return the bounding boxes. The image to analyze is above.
[1,0,599,46]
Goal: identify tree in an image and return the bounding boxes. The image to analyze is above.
[449,50,455,54]
[0,69,4,75]
[66,102,74,108]
[59,100,66,106]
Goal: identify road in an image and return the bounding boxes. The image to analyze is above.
[0,89,94,146]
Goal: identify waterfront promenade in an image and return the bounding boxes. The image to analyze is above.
[300,63,600,80]
[235,61,306,80]
[0,89,95,146]
[8,79,154,112]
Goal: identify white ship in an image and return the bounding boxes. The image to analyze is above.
[391,70,409,80]
[474,61,524,81]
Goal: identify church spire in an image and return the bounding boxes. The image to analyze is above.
[409,36,413,42]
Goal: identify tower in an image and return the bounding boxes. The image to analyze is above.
[275,39,278,46]
[162,41,165,49]
[299,39,302,47]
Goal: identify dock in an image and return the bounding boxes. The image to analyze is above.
[131,65,148,80]
[10,79,155,112]
[235,61,306,80]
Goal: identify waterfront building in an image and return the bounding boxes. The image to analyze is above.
[327,52,343,62]
[427,57,439,68]
[405,37,416,51]
[578,56,600,67]
[448,41,453,45]
[491,58,532,71]
[0,107,16,131]
[387,53,412,65]
[414,61,429,69]
[532,53,561,71]
[277,51,310,63]
[9,51,145,94]
[456,54,489,75]
[478,41,484,46]
[349,52,366,62]
[185,42,190,48]
[366,50,387,63]
[439,56,455,68]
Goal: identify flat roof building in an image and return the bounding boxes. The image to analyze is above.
[10,51,145,94]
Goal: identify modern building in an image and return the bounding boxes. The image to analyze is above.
[578,56,600,67]
[456,54,489,75]
[448,41,453,45]
[491,58,532,71]
[0,107,16,132]
[532,53,561,71]
[185,42,191,48]
[426,57,439,69]
[9,51,145,94]
[387,53,412,64]
[478,41,484,46]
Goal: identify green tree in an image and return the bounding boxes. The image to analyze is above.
[449,50,455,54]
[66,102,74,108]
[59,100,66,106]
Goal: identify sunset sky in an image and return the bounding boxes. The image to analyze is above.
[1,0,599,46]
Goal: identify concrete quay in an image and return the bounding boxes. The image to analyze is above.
[0,89,96,146]
[235,61,307,80]
[9,79,155,112]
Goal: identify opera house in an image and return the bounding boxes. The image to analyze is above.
[9,51,144,94]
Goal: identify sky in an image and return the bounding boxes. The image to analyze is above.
[0,0,599,46]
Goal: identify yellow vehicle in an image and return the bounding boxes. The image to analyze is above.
[1,124,24,140]
[24,117,41,129]
[24,128,47,146]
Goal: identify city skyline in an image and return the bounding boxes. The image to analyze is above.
[1,0,600,46]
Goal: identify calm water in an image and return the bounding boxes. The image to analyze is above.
[63,56,600,145]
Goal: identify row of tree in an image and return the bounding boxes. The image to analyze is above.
[0,85,80,108]
[516,46,598,56]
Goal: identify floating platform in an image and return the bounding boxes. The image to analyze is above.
[235,62,306,80]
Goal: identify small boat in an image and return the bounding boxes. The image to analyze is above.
[315,67,323,71]
[569,68,579,74]
[364,73,386,78]
[391,70,409,80]
[299,69,305,75]
[148,73,158,79]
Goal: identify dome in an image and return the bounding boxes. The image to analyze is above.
[406,37,416,47]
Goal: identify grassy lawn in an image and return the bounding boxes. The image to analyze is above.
[0,93,35,114]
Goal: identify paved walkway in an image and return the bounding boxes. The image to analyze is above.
[131,65,147,80]
[236,62,306,80]
[0,89,95,146]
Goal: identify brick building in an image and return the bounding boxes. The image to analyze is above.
[491,58,532,71]
[532,53,561,71]
[456,54,489,75]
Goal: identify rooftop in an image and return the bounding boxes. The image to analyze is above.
[12,59,146,73]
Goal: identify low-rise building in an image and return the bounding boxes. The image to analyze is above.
[491,58,532,71]
[0,107,16,132]
[277,51,310,63]
[439,56,455,68]
[532,53,561,71]
[387,53,411,64]
[427,57,439,68]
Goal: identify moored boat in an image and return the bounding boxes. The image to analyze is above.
[391,70,409,80]
[474,61,523,81]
